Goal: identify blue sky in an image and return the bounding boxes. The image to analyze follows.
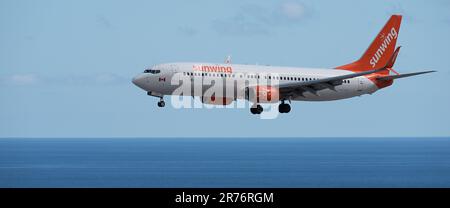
[1,0,449,137]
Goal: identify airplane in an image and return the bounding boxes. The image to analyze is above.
[132,15,435,115]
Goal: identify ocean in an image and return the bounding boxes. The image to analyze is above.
[0,138,449,188]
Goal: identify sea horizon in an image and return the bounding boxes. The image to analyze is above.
[1,137,450,188]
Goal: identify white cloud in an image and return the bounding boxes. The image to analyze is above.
[96,15,113,29]
[212,18,270,36]
[57,73,128,85]
[177,26,198,37]
[280,1,306,20]
[386,3,416,23]
[0,73,128,86]
[94,73,126,84]
[1,74,40,86]
[211,1,310,36]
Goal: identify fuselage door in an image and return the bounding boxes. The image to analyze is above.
[357,77,364,91]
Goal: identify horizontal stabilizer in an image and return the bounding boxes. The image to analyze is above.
[377,70,436,81]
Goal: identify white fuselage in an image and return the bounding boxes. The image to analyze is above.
[132,62,379,102]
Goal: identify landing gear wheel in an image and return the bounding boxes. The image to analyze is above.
[157,100,165,107]
[250,104,263,114]
[284,104,291,113]
[256,105,263,113]
[278,103,291,113]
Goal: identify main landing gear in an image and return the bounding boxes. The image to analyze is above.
[249,101,291,114]
[278,100,291,113]
[250,104,263,114]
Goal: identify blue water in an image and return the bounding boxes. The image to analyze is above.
[1,138,450,187]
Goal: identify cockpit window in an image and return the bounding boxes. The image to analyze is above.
[144,69,161,74]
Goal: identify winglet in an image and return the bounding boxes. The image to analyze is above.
[386,46,401,69]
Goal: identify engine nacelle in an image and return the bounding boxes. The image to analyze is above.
[246,86,280,103]
[201,96,234,105]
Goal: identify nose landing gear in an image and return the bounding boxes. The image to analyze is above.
[147,92,165,108]
[157,98,165,107]
[157,100,165,107]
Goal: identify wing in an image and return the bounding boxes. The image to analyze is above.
[276,68,385,98]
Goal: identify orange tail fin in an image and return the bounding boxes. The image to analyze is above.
[335,15,402,74]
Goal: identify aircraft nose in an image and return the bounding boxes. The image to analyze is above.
[132,76,139,85]
[132,74,146,88]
